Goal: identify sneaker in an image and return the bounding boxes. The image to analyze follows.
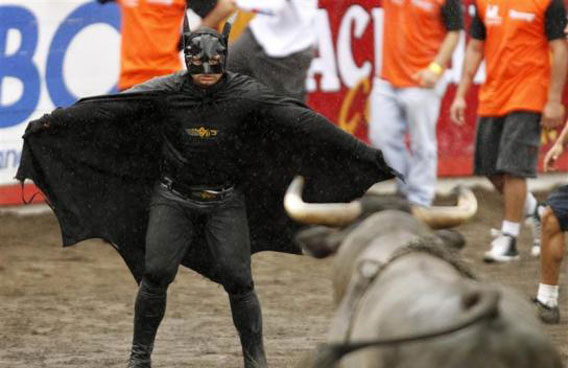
[483,230,520,263]
[533,298,560,324]
[526,204,544,257]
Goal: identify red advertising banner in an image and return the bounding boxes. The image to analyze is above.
[306,0,568,177]
[2,0,568,206]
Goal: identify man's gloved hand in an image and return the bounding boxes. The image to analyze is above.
[96,0,116,4]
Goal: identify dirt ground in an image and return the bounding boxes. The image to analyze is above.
[0,188,566,368]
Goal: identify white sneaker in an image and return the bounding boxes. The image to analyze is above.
[531,243,541,257]
[483,230,520,263]
[526,204,544,258]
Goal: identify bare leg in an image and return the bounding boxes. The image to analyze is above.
[540,207,565,285]
[483,174,524,263]
[502,175,527,223]
[487,174,504,194]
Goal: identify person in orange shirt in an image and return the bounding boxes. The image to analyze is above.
[369,0,463,208]
[450,0,567,263]
[97,0,235,91]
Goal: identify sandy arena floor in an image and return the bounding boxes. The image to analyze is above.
[0,188,566,367]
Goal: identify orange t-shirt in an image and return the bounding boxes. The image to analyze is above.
[380,0,450,88]
[118,0,186,90]
[474,0,553,116]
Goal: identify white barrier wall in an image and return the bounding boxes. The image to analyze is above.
[0,0,121,185]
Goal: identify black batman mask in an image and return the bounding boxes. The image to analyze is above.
[183,28,227,75]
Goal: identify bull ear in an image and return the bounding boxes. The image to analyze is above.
[295,226,342,258]
[435,229,466,250]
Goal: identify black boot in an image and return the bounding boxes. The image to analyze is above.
[127,344,153,368]
[127,279,167,368]
[229,291,268,368]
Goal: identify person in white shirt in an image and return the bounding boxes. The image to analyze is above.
[227,0,317,101]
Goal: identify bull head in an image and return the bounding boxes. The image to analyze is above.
[285,176,476,257]
[284,176,477,229]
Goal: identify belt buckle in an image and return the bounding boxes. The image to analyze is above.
[199,190,219,200]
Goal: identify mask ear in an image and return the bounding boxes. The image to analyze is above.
[221,22,231,46]
[182,5,191,50]
[221,11,238,46]
[221,12,237,67]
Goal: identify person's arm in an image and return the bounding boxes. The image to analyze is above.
[541,0,568,128]
[413,32,460,88]
[450,39,484,125]
[542,40,568,128]
[235,0,287,15]
[544,121,568,171]
[123,72,185,93]
[200,0,237,29]
[412,0,463,88]
[450,4,485,126]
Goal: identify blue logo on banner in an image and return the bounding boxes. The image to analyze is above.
[0,2,120,128]
[47,2,120,107]
[0,6,40,128]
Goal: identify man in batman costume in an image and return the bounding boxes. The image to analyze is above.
[16,16,397,368]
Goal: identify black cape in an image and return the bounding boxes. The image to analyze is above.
[16,72,397,284]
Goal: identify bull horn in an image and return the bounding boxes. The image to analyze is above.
[284,176,362,226]
[411,186,478,229]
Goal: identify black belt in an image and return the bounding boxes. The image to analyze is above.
[160,177,234,201]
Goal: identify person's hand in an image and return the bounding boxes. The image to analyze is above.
[25,119,51,135]
[544,142,564,172]
[411,68,440,89]
[217,0,238,13]
[200,0,237,29]
[450,96,467,126]
[541,101,565,129]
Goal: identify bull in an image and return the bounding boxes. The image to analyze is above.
[285,177,562,368]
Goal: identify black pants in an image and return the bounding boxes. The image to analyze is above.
[144,184,253,294]
[130,185,266,367]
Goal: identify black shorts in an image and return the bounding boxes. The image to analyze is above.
[474,111,541,178]
[547,184,568,232]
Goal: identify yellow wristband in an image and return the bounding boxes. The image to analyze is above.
[428,62,444,75]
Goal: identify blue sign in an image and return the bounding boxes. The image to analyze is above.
[0,1,120,128]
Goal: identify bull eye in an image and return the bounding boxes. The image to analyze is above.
[462,291,481,310]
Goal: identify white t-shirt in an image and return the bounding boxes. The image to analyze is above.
[236,0,317,57]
